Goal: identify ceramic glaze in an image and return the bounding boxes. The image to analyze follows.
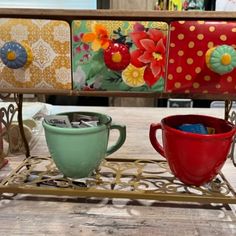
[43,111,126,178]
[0,41,28,69]
[149,114,236,186]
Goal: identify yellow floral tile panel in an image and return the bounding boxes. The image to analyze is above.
[0,19,71,90]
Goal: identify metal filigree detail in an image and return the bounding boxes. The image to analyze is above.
[0,156,236,204]
[0,93,30,157]
[0,103,17,158]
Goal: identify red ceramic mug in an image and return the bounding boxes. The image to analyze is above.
[149,114,236,186]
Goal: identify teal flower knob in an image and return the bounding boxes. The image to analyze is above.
[205,45,236,75]
[0,41,32,69]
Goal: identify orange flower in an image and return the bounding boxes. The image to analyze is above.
[82,22,111,51]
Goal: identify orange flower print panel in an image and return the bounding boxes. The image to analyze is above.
[72,20,168,92]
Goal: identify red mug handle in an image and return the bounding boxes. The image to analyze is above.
[149,123,165,158]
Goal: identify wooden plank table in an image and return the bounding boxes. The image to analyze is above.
[0,105,236,236]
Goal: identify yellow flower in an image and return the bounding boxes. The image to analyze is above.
[82,22,110,51]
[122,64,146,87]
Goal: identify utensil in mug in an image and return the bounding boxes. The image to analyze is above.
[149,114,236,186]
[43,111,126,178]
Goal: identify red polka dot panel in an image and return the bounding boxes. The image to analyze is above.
[166,21,236,94]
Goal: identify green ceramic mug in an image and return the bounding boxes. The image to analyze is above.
[43,111,126,178]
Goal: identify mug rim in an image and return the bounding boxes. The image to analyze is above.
[161,114,236,139]
[43,111,112,134]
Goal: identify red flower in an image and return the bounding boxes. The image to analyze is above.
[104,42,130,71]
[130,28,166,86]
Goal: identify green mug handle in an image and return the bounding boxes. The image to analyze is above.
[106,124,126,156]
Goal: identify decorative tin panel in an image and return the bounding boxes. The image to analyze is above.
[0,19,71,90]
[72,20,168,92]
[166,21,236,94]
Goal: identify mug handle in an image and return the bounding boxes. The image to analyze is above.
[149,123,165,158]
[106,124,126,156]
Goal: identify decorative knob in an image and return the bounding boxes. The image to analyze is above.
[0,41,32,69]
[205,45,236,75]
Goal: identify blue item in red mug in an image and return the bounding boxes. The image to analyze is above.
[178,123,208,134]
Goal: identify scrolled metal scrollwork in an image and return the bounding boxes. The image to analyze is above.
[0,104,16,129]
[1,156,235,204]
[0,103,17,156]
[0,93,30,159]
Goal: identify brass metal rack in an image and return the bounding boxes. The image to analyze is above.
[1,155,236,204]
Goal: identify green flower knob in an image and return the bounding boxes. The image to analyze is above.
[205,45,236,75]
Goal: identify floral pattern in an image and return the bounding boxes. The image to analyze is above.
[104,42,130,71]
[82,22,111,51]
[122,64,145,87]
[72,20,168,92]
[130,26,166,86]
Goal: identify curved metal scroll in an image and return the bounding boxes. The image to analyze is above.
[0,103,17,157]
[0,93,30,159]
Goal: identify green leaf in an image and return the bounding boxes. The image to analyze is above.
[150,77,164,92]
[84,50,106,79]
